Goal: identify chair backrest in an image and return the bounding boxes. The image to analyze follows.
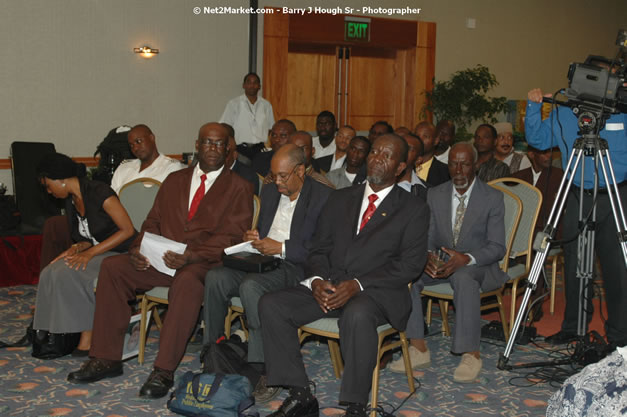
[252,194,261,229]
[489,177,542,271]
[118,177,162,230]
[488,184,523,272]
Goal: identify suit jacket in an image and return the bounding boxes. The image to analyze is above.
[131,166,253,269]
[427,179,508,286]
[306,184,430,330]
[512,166,564,235]
[325,165,367,189]
[258,176,333,275]
[316,154,344,173]
[233,160,260,195]
[252,150,274,177]
[426,157,450,187]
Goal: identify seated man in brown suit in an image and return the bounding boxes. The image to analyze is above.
[67,122,253,399]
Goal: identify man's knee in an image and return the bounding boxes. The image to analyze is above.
[339,298,379,333]
[170,272,204,305]
[205,268,238,298]
[449,269,481,292]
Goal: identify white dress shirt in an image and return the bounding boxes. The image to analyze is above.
[344,170,357,184]
[220,94,275,145]
[188,164,224,210]
[397,170,427,192]
[267,193,299,258]
[312,136,336,159]
[435,147,450,164]
[532,168,542,186]
[329,154,346,171]
[110,154,185,194]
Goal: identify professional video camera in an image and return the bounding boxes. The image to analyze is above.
[561,29,627,115]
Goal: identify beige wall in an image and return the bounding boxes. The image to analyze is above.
[1,0,626,193]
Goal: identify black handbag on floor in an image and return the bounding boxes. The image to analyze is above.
[31,327,81,359]
[200,339,261,388]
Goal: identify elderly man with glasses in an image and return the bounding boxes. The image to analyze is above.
[203,143,333,403]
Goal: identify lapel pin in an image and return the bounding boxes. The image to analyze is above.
[382,213,387,217]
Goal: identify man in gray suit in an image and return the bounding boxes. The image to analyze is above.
[388,142,507,383]
[325,136,370,189]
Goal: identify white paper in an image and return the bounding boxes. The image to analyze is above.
[224,240,260,255]
[139,232,187,276]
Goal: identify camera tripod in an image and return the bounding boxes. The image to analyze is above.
[498,115,627,370]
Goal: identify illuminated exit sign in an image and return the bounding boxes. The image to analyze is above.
[344,17,371,42]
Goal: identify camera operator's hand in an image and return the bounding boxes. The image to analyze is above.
[528,88,553,104]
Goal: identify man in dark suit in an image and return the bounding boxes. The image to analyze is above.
[388,142,507,383]
[222,127,260,195]
[397,132,428,200]
[252,119,296,177]
[325,136,370,189]
[203,144,332,401]
[316,125,355,173]
[414,121,450,186]
[259,134,430,417]
[67,123,253,399]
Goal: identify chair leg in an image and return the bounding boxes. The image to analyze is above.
[509,280,519,332]
[152,306,163,330]
[399,332,416,393]
[426,298,433,326]
[439,300,450,336]
[496,293,509,342]
[138,297,151,365]
[327,339,343,379]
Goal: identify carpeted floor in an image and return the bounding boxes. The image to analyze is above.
[0,285,580,417]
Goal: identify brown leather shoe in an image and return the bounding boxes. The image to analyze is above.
[67,358,123,384]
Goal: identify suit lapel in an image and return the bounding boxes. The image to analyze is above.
[290,177,311,237]
[180,167,195,220]
[349,184,367,237]
[191,167,229,221]
[439,182,454,246]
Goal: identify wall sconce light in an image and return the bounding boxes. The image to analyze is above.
[134,46,159,58]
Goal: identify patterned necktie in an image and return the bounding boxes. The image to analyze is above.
[452,195,466,247]
[359,194,378,231]
[187,174,207,221]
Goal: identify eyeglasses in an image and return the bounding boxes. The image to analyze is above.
[198,138,226,149]
[272,163,302,184]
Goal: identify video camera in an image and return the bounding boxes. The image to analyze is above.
[562,29,627,114]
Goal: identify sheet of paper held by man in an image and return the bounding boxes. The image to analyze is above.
[140,232,187,276]
[224,240,260,255]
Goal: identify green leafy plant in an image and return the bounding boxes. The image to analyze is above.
[422,65,509,141]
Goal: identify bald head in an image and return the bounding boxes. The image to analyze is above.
[128,124,158,163]
[288,131,314,167]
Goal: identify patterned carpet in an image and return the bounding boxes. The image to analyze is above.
[0,285,566,417]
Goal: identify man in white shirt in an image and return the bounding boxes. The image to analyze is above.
[110,124,186,194]
[220,73,275,160]
[316,125,355,173]
[311,111,337,159]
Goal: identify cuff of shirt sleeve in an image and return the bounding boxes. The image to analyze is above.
[466,253,476,265]
[300,276,323,290]
[353,278,363,291]
[281,243,286,259]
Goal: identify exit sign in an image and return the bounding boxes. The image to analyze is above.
[344,17,371,42]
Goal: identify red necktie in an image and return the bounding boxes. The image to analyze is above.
[359,194,378,231]
[187,174,207,221]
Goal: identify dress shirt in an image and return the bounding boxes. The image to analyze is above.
[188,164,224,210]
[416,157,434,182]
[532,168,542,186]
[312,136,336,159]
[435,147,450,164]
[344,171,357,183]
[301,182,395,291]
[267,193,300,258]
[451,179,477,265]
[110,154,185,194]
[397,170,427,192]
[329,154,346,171]
[525,101,627,188]
[220,94,275,145]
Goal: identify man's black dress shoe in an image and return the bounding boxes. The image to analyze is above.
[267,395,319,417]
[139,368,174,399]
[344,403,367,416]
[67,358,123,384]
[544,330,578,345]
[71,348,89,358]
